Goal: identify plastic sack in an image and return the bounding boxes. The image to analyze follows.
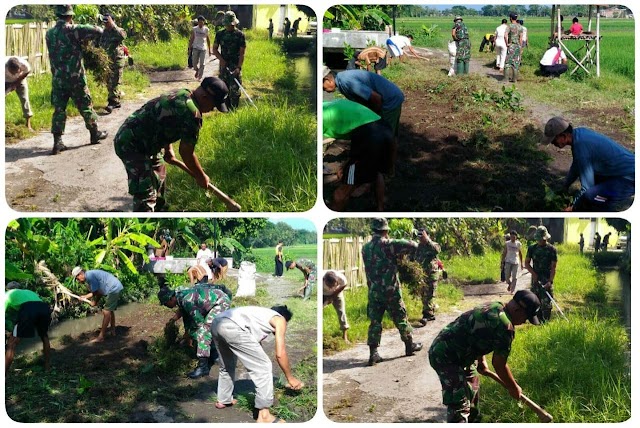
[236,261,257,297]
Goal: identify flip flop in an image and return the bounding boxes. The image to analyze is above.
[214,399,237,409]
[272,417,286,423]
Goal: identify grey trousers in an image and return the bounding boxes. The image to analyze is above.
[331,292,349,331]
[191,48,207,79]
[12,80,33,118]
[504,262,518,291]
[211,317,274,409]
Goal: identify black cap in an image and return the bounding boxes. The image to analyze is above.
[197,15,205,21]
[510,229,518,236]
[510,12,518,20]
[514,290,541,325]
[200,77,229,112]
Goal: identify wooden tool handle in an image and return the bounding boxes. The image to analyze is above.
[482,370,553,423]
[168,158,241,212]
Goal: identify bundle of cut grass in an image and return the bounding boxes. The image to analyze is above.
[82,43,113,85]
[397,256,426,298]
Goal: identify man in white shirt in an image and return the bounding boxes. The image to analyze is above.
[196,242,213,267]
[189,15,211,80]
[494,19,508,71]
[540,43,568,77]
[5,56,34,130]
[501,230,524,293]
[386,34,420,63]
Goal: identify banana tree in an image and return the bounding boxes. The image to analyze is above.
[325,5,392,31]
[5,218,57,281]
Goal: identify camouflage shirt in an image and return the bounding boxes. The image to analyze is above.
[99,25,127,61]
[114,89,202,157]
[415,237,441,275]
[430,302,515,367]
[176,285,231,328]
[526,243,558,282]
[362,234,419,291]
[296,259,317,279]
[46,19,103,82]
[507,23,523,45]
[214,28,246,66]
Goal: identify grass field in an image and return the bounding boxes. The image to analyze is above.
[252,244,318,274]
[393,16,634,114]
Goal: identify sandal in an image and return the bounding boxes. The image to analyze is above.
[215,399,237,409]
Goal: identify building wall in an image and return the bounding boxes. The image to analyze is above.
[255,4,311,34]
[564,218,620,248]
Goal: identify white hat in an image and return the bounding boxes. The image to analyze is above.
[71,266,83,278]
[322,65,332,78]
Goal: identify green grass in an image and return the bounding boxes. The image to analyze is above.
[252,245,318,273]
[483,312,630,422]
[394,16,634,130]
[323,282,462,352]
[444,250,502,285]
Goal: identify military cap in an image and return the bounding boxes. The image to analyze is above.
[56,5,75,17]
[371,218,390,231]
[223,11,240,26]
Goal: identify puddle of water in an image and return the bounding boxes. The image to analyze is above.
[15,302,148,355]
[291,55,316,105]
[603,269,630,333]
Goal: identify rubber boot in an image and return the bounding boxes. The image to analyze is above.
[404,337,423,356]
[512,69,518,83]
[90,128,108,145]
[187,357,211,379]
[504,67,511,82]
[367,346,383,366]
[456,61,464,76]
[51,133,67,155]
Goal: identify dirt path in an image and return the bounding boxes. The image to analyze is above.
[323,270,532,423]
[5,61,217,212]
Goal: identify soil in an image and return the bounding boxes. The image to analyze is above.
[323,47,634,212]
[323,270,533,423]
[5,268,317,423]
[5,63,216,212]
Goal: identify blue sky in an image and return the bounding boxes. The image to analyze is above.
[268,218,316,232]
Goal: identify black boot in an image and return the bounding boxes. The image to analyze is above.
[404,338,423,356]
[90,129,108,145]
[187,357,210,379]
[367,347,383,366]
[51,133,67,155]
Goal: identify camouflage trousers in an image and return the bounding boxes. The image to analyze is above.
[367,286,412,347]
[119,154,167,212]
[50,78,98,135]
[455,38,471,61]
[303,271,316,300]
[429,353,481,423]
[421,278,438,318]
[505,43,522,70]
[531,281,553,323]
[186,309,220,358]
[107,62,125,105]
[219,66,241,109]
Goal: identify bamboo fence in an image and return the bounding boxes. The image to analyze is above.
[322,236,371,289]
[5,22,52,76]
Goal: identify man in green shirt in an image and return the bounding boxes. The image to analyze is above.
[429,290,541,422]
[5,282,52,375]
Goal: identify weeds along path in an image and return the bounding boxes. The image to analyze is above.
[5,64,214,212]
[323,271,532,423]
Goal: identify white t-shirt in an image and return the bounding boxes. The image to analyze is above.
[196,248,213,266]
[540,47,567,66]
[504,240,522,264]
[191,25,210,51]
[322,269,347,296]
[495,24,508,44]
[5,56,31,83]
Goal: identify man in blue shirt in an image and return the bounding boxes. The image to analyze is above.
[543,116,635,211]
[73,267,124,342]
[322,67,405,174]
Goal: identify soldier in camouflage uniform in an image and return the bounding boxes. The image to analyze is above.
[285,258,317,300]
[524,225,557,323]
[99,13,127,113]
[504,13,523,83]
[429,290,541,422]
[158,283,232,378]
[212,11,246,110]
[46,5,108,155]
[414,231,441,325]
[361,218,427,366]
[452,16,470,75]
[114,76,229,211]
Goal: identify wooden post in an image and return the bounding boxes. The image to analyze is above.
[596,6,600,77]
[550,5,556,39]
[587,5,593,32]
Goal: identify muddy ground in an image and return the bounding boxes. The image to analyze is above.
[5,269,317,423]
[323,270,533,423]
[323,47,634,212]
[5,60,218,212]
